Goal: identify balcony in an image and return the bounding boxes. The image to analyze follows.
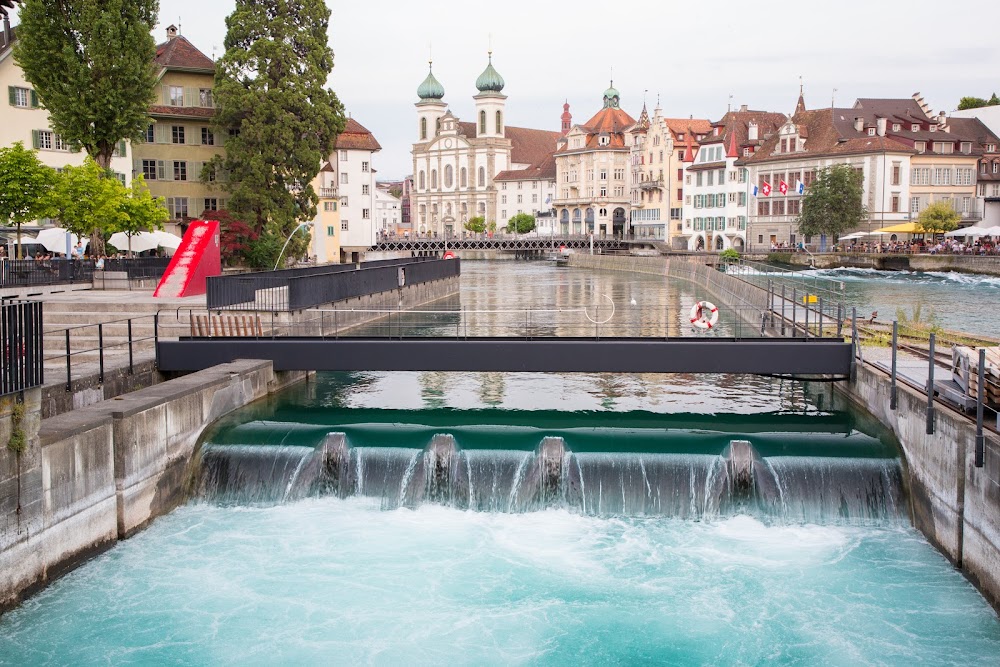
[319,187,338,199]
[638,178,664,191]
[961,209,983,221]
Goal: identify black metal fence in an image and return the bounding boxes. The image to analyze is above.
[206,257,460,312]
[1,300,43,396]
[0,259,94,288]
[103,257,171,279]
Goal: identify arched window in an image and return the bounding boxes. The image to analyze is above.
[444,165,453,188]
[585,208,594,223]
[480,110,487,135]
[560,209,569,222]
[478,202,486,214]
[420,118,427,141]
[419,204,426,220]
[418,170,425,190]
[431,169,438,189]
[461,202,468,218]
[572,208,581,222]
[460,167,467,188]
[496,110,503,135]
[478,167,486,187]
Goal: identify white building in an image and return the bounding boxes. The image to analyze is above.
[1,19,133,202]
[410,55,560,236]
[493,156,557,230]
[374,187,401,238]
[331,118,381,261]
[683,107,785,251]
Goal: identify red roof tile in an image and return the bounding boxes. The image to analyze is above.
[334,118,382,152]
[154,36,214,72]
[494,155,557,181]
[456,122,560,167]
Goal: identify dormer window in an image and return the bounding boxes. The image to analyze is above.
[961,142,972,154]
[915,141,926,153]
[743,147,751,157]
[988,144,997,152]
[598,135,610,146]
[912,124,920,132]
[930,125,937,132]
[892,123,901,132]
[868,128,876,136]
[677,133,684,141]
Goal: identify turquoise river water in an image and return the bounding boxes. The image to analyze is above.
[1,261,998,665]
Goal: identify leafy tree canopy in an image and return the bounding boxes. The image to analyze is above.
[46,159,128,248]
[507,213,536,234]
[0,141,56,257]
[211,0,346,258]
[116,175,168,239]
[202,208,259,267]
[14,0,158,170]
[957,94,1000,110]
[916,201,961,233]
[797,165,867,238]
[464,216,486,233]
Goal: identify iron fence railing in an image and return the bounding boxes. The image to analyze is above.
[102,257,171,279]
[206,257,460,312]
[1,300,43,396]
[0,258,94,288]
[44,314,158,391]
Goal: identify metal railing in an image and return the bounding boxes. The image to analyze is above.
[44,314,158,391]
[206,257,460,312]
[0,258,94,288]
[1,300,43,397]
[102,257,171,279]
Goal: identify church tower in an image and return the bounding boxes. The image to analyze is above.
[561,101,572,135]
[415,61,447,142]
[474,52,506,138]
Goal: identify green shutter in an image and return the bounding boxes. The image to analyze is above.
[118,140,127,157]
[30,89,38,108]
[8,86,15,106]
[31,130,39,149]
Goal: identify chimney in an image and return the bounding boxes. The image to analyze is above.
[854,117,864,132]
[748,121,758,141]
[938,111,947,126]
[3,16,10,49]
[739,104,748,113]
[166,24,178,41]
[876,117,887,137]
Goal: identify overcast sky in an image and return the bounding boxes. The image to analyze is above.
[13,0,1000,178]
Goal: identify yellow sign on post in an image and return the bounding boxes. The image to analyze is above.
[803,294,818,304]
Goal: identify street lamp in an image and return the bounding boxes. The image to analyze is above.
[274,222,313,271]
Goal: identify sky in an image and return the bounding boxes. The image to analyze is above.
[12,0,1000,179]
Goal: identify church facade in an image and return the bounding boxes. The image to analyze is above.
[410,56,560,236]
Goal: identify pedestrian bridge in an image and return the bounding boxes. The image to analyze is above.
[366,235,637,253]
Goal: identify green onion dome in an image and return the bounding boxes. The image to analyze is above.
[475,53,505,93]
[417,63,445,100]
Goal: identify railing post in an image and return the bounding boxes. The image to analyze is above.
[818,297,824,339]
[128,319,134,375]
[975,348,985,467]
[792,288,798,338]
[837,303,843,339]
[781,285,786,336]
[890,321,898,410]
[767,279,774,329]
[926,333,935,435]
[850,307,857,383]
[98,323,104,384]
[65,329,72,392]
[804,298,810,339]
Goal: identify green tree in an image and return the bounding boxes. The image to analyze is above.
[797,165,867,239]
[46,159,128,253]
[506,213,536,234]
[0,141,56,258]
[916,201,961,234]
[211,0,346,266]
[114,176,168,254]
[464,216,486,234]
[14,0,158,171]
[958,96,989,110]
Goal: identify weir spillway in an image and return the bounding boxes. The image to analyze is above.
[197,432,906,524]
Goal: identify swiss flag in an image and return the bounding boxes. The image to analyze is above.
[779,180,789,195]
[761,182,772,197]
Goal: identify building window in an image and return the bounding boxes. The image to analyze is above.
[867,128,876,136]
[478,167,486,187]
[460,167,467,188]
[496,110,502,134]
[956,168,974,186]
[171,125,185,144]
[8,86,36,108]
[444,165,453,188]
[431,169,438,189]
[892,123,901,132]
[204,198,219,211]
[911,196,920,214]
[363,208,370,219]
[198,88,213,107]
[142,159,157,180]
[323,202,337,212]
[911,168,931,186]
[341,173,348,184]
[341,197,348,207]
[933,167,952,186]
[341,220,349,231]
[173,161,187,181]
[420,117,427,140]
[418,170,425,190]
[362,161,369,172]
[172,197,189,219]
[600,186,607,197]
[891,163,901,186]
[327,225,335,237]
[360,184,369,195]
[201,128,214,145]
[168,85,183,106]
[915,141,926,153]
[480,110,487,135]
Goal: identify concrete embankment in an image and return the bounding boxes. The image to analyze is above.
[566,253,1000,612]
[761,252,1000,277]
[0,360,306,612]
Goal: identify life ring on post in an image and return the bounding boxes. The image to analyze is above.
[442,251,456,259]
[689,301,719,329]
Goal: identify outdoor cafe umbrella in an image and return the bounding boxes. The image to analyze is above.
[109,231,181,254]
[982,226,1000,237]
[944,227,990,238]
[839,232,867,240]
[32,228,88,254]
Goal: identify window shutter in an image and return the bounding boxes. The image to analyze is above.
[8,86,15,106]
[185,87,196,107]
[31,130,39,149]
[166,198,175,218]
[155,123,168,144]
[30,89,38,108]
[118,140,127,157]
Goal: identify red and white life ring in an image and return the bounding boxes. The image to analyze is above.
[689,301,719,329]
[442,251,456,259]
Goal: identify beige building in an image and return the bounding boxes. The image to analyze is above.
[132,26,223,234]
[1,20,133,213]
[554,85,636,236]
[310,161,341,263]
[627,100,711,243]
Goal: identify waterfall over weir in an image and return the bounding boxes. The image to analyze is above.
[197,434,907,523]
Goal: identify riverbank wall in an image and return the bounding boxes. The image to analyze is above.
[567,253,1000,612]
[758,252,1000,276]
[0,360,305,613]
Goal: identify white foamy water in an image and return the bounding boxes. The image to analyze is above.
[1,500,997,666]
